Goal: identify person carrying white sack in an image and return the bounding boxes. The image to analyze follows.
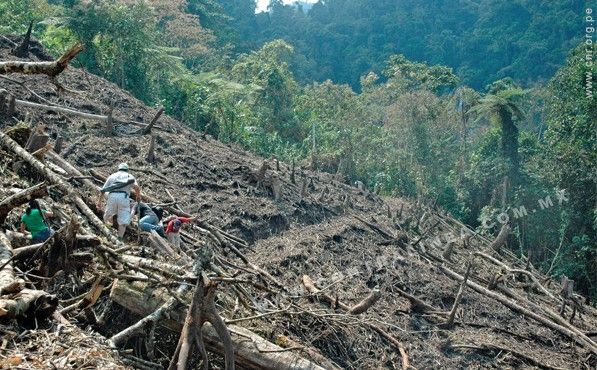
[96,163,141,241]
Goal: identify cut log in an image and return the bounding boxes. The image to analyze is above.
[0,130,121,245]
[0,288,58,320]
[0,232,25,295]
[0,182,47,223]
[0,42,83,76]
[147,230,180,260]
[12,234,100,260]
[110,280,327,370]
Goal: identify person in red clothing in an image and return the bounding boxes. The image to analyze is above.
[165,216,197,248]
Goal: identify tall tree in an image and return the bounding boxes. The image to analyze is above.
[471,79,525,185]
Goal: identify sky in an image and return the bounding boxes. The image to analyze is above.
[255,0,318,13]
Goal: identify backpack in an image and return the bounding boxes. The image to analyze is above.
[100,177,136,193]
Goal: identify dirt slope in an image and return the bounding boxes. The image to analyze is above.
[0,37,595,369]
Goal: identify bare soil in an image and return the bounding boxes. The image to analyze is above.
[0,37,595,370]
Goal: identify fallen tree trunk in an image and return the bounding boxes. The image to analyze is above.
[0,130,120,245]
[440,265,597,354]
[0,232,24,295]
[0,181,47,223]
[16,99,110,122]
[12,234,100,260]
[110,280,327,370]
[0,43,83,77]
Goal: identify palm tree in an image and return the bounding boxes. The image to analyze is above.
[471,79,526,183]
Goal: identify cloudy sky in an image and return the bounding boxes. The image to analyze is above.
[255,0,318,13]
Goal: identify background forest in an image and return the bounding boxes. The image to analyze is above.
[1,0,595,300]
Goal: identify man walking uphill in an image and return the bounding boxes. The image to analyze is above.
[97,163,141,241]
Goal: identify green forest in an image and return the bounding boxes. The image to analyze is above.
[2,0,595,300]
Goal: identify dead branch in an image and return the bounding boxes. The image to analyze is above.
[40,215,80,277]
[444,261,472,327]
[474,251,558,301]
[141,106,164,135]
[348,288,381,314]
[0,42,83,77]
[60,275,103,315]
[168,273,235,370]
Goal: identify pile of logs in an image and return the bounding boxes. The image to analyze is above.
[0,37,595,370]
[0,120,332,369]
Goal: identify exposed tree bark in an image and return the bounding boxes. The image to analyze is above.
[0,181,47,223]
[147,229,181,260]
[110,280,327,370]
[0,42,83,77]
[168,274,235,370]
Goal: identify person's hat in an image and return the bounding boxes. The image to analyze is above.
[174,219,182,228]
[118,163,129,171]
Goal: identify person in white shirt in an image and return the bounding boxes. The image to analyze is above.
[97,163,141,240]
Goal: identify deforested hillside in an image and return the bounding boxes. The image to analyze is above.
[0,37,595,370]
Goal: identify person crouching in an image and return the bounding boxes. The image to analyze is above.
[165,216,196,248]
